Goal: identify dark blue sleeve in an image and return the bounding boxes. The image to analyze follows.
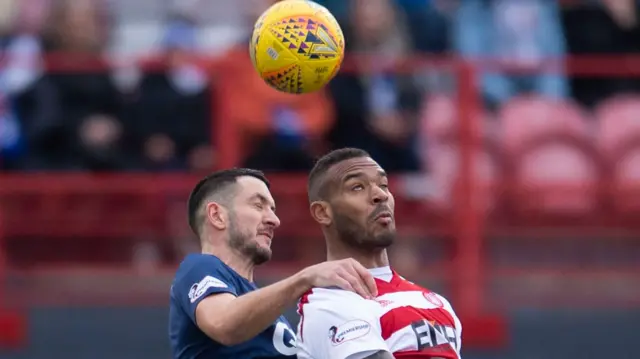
[173,257,238,324]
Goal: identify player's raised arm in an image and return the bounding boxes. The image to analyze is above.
[297,289,392,359]
[175,257,377,346]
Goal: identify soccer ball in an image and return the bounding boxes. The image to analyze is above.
[250,0,345,94]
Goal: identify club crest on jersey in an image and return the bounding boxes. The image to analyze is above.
[423,292,444,308]
[188,276,228,303]
[328,320,371,346]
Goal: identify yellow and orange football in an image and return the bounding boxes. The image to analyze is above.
[250,0,345,94]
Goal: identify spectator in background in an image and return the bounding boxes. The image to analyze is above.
[562,0,640,107]
[396,0,451,54]
[0,0,17,35]
[1,0,64,170]
[37,0,129,170]
[312,0,349,22]
[217,0,334,171]
[1,0,46,94]
[0,0,30,169]
[301,0,451,55]
[127,12,212,172]
[328,0,421,173]
[453,0,569,108]
[73,112,132,170]
[44,0,109,54]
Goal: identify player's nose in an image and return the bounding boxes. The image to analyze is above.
[264,211,281,229]
[371,185,389,204]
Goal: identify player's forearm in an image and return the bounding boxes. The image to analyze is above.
[215,270,310,344]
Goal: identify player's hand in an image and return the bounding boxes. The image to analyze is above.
[301,259,378,299]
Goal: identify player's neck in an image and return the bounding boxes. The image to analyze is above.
[326,243,390,269]
[202,245,255,281]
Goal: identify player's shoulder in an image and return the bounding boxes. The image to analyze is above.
[179,253,225,268]
[299,287,374,317]
[174,253,235,285]
[303,287,368,304]
[172,254,239,302]
[391,271,456,309]
[176,253,227,273]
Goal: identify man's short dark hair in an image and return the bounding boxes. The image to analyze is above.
[187,168,269,236]
[308,148,370,202]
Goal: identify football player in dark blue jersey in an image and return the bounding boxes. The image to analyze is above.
[169,168,378,359]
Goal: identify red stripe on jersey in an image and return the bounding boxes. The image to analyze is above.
[375,271,434,295]
[297,289,313,342]
[380,306,456,340]
[375,279,415,295]
[394,345,459,359]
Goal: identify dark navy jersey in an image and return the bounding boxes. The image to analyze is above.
[169,254,297,359]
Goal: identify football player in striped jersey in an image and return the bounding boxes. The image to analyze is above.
[297,148,462,359]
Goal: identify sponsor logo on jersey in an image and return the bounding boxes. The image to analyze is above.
[375,299,393,307]
[411,319,458,351]
[273,321,297,355]
[328,320,371,346]
[423,292,444,308]
[188,276,228,303]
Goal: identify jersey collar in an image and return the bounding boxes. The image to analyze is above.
[368,266,393,282]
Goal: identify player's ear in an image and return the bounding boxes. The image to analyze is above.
[310,201,332,226]
[206,202,227,230]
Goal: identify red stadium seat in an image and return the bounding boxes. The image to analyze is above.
[418,95,502,213]
[514,143,598,214]
[420,95,457,140]
[596,95,640,157]
[500,95,591,151]
[419,94,495,142]
[595,96,640,217]
[611,149,640,214]
[424,143,500,212]
[616,149,640,182]
[500,96,600,217]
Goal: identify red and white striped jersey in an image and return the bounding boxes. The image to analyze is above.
[296,266,462,359]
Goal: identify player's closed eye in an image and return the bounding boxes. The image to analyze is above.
[254,202,264,210]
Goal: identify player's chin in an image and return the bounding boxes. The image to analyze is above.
[372,230,395,248]
[255,240,272,254]
[373,221,396,234]
[252,247,272,265]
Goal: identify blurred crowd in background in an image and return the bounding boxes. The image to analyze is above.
[0,0,638,173]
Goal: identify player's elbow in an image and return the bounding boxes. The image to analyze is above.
[216,334,243,347]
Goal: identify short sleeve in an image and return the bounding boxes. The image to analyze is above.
[172,257,238,324]
[297,289,390,359]
[439,294,462,355]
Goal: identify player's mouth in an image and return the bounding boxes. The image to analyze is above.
[257,231,273,244]
[374,212,393,225]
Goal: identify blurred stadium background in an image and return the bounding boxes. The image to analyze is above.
[0,0,639,358]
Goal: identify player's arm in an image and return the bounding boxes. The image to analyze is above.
[439,295,463,356]
[188,259,376,346]
[297,289,391,359]
[194,273,305,345]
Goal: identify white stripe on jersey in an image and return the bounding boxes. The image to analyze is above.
[375,290,445,314]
